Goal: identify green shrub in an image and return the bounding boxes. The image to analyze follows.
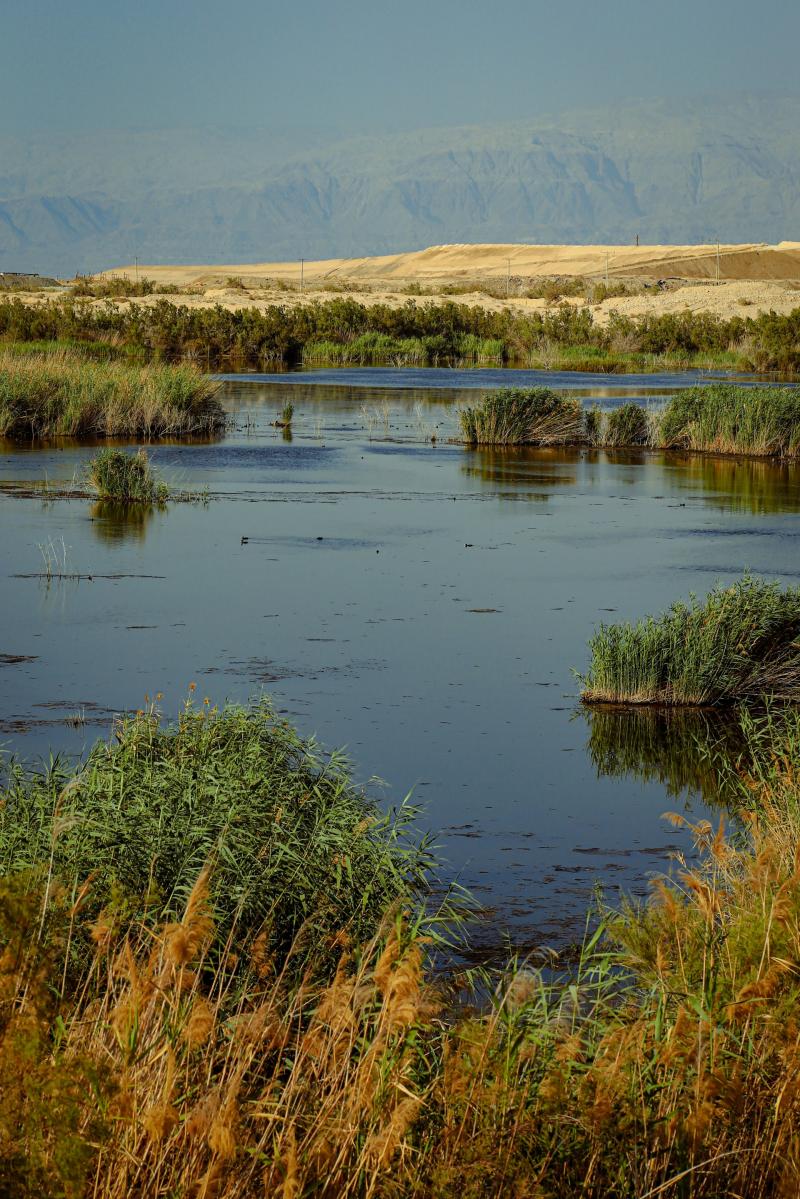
[88,447,168,503]
[0,701,432,964]
[604,401,651,446]
[460,388,585,446]
[579,576,800,706]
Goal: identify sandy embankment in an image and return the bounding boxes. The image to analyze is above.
[14,242,800,322]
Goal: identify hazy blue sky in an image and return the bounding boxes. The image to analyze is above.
[2,0,799,135]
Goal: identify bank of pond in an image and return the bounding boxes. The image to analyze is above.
[4,567,800,1195]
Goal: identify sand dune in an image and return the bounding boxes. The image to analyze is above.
[104,241,800,287]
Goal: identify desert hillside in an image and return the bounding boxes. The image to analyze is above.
[87,242,800,324]
[103,241,800,286]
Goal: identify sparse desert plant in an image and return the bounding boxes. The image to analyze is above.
[88,447,169,503]
[579,575,800,706]
[460,388,585,446]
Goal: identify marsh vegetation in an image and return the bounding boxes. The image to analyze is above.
[0,347,224,439]
[579,577,800,706]
[459,388,584,446]
[4,700,800,1196]
[87,448,169,504]
[460,384,800,457]
[2,294,800,371]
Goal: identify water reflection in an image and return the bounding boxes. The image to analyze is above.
[676,455,800,515]
[582,705,747,807]
[461,446,580,500]
[89,500,158,543]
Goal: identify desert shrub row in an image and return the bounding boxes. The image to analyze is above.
[2,295,799,370]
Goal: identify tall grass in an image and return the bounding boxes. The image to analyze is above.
[6,706,800,1195]
[659,384,800,457]
[88,447,169,503]
[603,400,652,446]
[0,700,433,965]
[459,388,585,446]
[0,348,224,439]
[579,575,800,706]
[459,387,800,457]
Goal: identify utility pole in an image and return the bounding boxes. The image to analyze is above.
[300,258,305,293]
[605,251,610,287]
[506,257,511,298]
[134,255,139,284]
[716,241,721,283]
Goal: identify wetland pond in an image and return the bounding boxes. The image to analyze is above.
[2,366,799,959]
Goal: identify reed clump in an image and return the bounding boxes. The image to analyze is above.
[88,447,169,503]
[0,700,432,966]
[579,575,800,706]
[659,383,800,457]
[5,706,800,1196]
[603,400,652,446]
[0,347,224,439]
[460,388,585,446]
[461,388,800,458]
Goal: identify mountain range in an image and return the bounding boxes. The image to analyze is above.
[2,93,799,277]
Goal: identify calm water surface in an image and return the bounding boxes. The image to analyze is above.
[2,370,799,956]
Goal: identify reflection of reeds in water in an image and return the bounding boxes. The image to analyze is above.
[678,453,800,515]
[460,445,578,501]
[90,499,158,543]
[582,704,745,806]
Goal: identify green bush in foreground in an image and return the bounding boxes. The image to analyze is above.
[579,575,800,706]
[88,447,168,503]
[5,707,800,1196]
[0,347,224,439]
[0,700,433,964]
[459,387,584,445]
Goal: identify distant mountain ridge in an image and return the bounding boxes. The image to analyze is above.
[2,94,799,276]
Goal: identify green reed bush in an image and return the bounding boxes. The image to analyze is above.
[88,447,168,503]
[3,293,800,372]
[0,700,433,963]
[603,400,651,446]
[659,384,800,457]
[0,347,224,438]
[579,575,800,706]
[460,387,585,446]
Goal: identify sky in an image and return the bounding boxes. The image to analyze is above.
[2,0,800,136]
